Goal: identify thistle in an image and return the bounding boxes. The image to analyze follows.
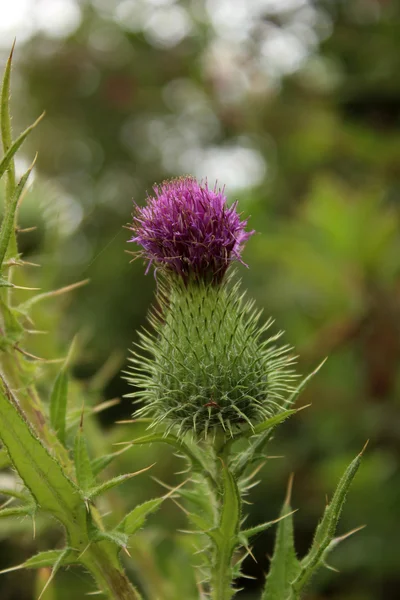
[126,177,298,439]
[125,176,365,600]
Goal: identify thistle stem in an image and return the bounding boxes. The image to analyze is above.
[81,544,142,600]
[209,435,241,600]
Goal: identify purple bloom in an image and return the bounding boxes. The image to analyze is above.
[129,177,254,283]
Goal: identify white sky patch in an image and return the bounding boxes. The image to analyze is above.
[0,0,81,47]
[179,145,267,192]
[143,5,192,48]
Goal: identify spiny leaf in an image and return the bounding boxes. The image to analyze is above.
[0,376,84,528]
[49,371,68,445]
[225,409,298,456]
[74,418,94,492]
[85,464,154,501]
[252,409,300,436]
[284,359,327,409]
[219,462,240,546]
[262,474,300,600]
[0,447,11,468]
[25,549,76,570]
[116,432,215,484]
[92,528,129,549]
[0,112,44,181]
[240,509,297,542]
[0,505,35,518]
[0,159,36,268]
[290,445,366,596]
[91,453,120,477]
[0,298,24,346]
[0,487,31,502]
[19,279,90,311]
[0,549,74,575]
[1,41,16,204]
[116,498,163,536]
[38,548,69,600]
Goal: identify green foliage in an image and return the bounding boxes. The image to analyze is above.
[116,498,164,536]
[289,445,366,598]
[262,477,300,600]
[49,369,69,445]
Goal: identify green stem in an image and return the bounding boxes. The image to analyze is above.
[80,543,142,600]
[209,436,241,600]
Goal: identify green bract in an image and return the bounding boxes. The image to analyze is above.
[126,276,299,438]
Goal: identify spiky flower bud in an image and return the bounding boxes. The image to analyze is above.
[128,177,253,284]
[126,177,298,439]
[126,278,298,438]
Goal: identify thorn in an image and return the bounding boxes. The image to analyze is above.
[9,39,16,62]
[14,346,63,362]
[79,400,85,432]
[123,546,131,558]
[11,285,41,290]
[323,560,340,573]
[297,403,312,412]
[284,472,294,506]
[77,542,91,561]
[0,563,24,575]
[114,418,153,425]
[93,398,120,414]
[172,498,190,516]
[244,544,257,564]
[32,514,36,539]
[15,226,38,233]
[25,329,48,335]
[332,524,366,545]
[64,335,78,369]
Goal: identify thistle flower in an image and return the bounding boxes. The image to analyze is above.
[128,177,253,283]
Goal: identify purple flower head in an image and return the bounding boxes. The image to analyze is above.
[129,177,254,283]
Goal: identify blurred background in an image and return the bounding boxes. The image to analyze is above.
[0,0,399,598]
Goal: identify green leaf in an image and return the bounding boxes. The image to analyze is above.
[25,549,76,570]
[225,409,298,457]
[290,445,366,596]
[85,464,153,501]
[252,410,299,436]
[0,487,31,502]
[240,509,297,542]
[123,432,213,482]
[91,451,123,477]
[0,447,11,468]
[0,298,24,347]
[0,161,36,268]
[116,498,163,536]
[0,505,35,518]
[49,371,69,445]
[262,475,300,600]
[1,43,16,203]
[74,422,94,492]
[0,112,44,182]
[0,376,84,528]
[92,528,129,549]
[219,463,240,545]
[283,359,327,409]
